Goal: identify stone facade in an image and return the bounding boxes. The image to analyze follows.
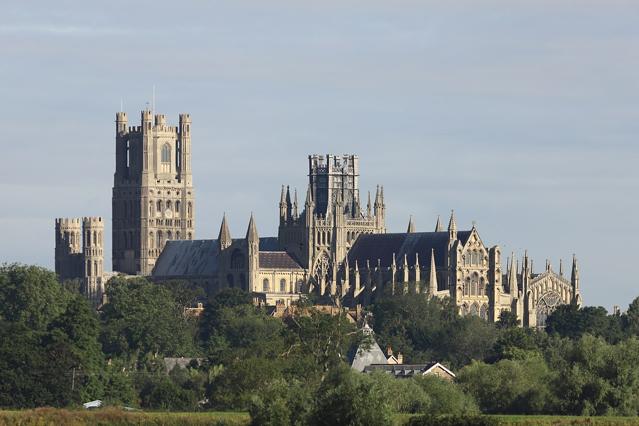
[152,153,581,327]
[112,110,195,275]
[54,217,105,305]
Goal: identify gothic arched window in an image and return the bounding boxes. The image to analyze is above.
[161,143,171,163]
[280,279,287,292]
[157,230,163,249]
[187,202,192,218]
[263,278,270,292]
[176,201,181,213]
[480,304,488,320]
[470,303,479,317]
[231,250,245,269]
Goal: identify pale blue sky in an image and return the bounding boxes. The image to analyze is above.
[1,1,638,309]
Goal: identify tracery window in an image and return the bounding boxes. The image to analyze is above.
[263,278,270,292]
[480,304,488,321]
[470,303,479,316]
[161,143,171,163]
[536,290,562,327]
[280,279,287,292]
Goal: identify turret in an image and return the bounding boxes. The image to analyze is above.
[82,217,104,306]
[246,213,259,292]
[571,254,580,304]
[54,218,82,281]
[178,113,192,178]
[508,253,518,295]
[218,213,232,251]
[448,210,457,241]
[116,111,128,134]
[279,185,287,223]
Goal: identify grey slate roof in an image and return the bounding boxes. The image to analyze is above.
[259,252,303,269]
[152,239,219,278]
[152,237,290,278]
[347,231,472,269]
[349,339,388,372]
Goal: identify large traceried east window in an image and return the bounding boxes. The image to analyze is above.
[536,290,562,328]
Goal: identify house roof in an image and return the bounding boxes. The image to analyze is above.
[363,362,455,378]
[258,252,303,269]
[348,337,389,372]
[347,231,472,269]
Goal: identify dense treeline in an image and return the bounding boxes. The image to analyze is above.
[2,264,639,423]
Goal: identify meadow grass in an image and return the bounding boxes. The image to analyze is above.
[0,408,249,426]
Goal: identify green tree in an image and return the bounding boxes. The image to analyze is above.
[0,264,69,330]
[546,305,623,343]
[624,296,639,336]
[496,310,519,329]
[308,365,393,426]
[100,277,198,360]
[457,354,554,414]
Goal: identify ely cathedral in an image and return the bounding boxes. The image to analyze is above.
[55,109,582,327]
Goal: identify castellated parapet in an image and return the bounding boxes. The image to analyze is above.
[55,216,104,306]
[112,109,195,275]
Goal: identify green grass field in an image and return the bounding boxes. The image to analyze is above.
[0,408,250,426]
[0,409,637,426]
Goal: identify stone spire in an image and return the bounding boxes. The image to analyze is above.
[435,215,443,232]
[429,249,438,295]
[571,254,579,304]
[293,188,298,219]
[407,215,416,233]
[285,185,292,220]
[246,212,258,242]
[508,253,518,295]
[218,213,232,250]
[279,185,287,222]
[305,183,313,207]
[448,210,457,240]
[559,258,564,277]
[367,191,372,217]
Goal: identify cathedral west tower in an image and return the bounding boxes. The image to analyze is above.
[112,110,195,275]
